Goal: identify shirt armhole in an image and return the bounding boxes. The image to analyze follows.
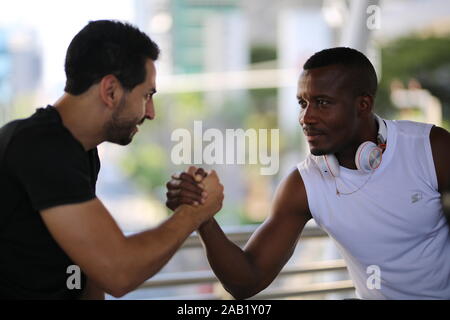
[297,161,323,228]
[424,124,439,192]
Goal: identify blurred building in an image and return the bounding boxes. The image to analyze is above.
[8,28,42,97]
[135,0,248,75]
[0,27,41,124]
[0,29,12,124]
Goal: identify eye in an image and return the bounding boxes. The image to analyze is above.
[144,93,154,101]
[317,99,329,106]
[298,99,308,109]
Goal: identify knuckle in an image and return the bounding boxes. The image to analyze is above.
[180,181,189,189]
[180,172,189,178]
[174,171,182,178]
[179,190,188,197]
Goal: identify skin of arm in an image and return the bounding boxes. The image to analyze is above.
[40,170,223,298]
[160,123,450,300]
[196,168,312,299]
[429,126,450,224]
[79,277,105,300]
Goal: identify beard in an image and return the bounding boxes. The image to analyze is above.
[104,96,143,146]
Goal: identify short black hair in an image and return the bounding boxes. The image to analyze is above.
[303,47,378,96]
[64,20,160,95]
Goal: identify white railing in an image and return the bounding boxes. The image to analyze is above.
[126,224,355,300]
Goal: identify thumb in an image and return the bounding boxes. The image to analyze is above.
[194,168,207,182]
[187,166,197,176]
[208,170,218,180]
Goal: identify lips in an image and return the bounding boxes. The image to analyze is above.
[303,130,325,136]
[303,128,326,143]
[306,134,324,143]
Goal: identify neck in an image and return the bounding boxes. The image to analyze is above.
[335,115,379,170]
[53,93,106,151]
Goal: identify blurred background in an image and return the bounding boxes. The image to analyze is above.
[0,0,449,299]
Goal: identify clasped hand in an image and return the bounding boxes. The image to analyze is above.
[166,166,224,224]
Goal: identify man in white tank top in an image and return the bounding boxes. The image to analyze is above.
[166,47,450,299]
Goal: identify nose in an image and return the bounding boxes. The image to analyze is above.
[145,99,155,120]
[299,104,318,127]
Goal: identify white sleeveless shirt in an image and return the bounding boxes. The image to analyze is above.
[298,119,450,299]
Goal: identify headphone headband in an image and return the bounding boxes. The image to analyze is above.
[375,114,387,145]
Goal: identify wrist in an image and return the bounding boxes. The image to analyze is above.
[174,204,203,230]
[198,217,216,233]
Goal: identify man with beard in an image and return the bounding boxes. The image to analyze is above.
[167,47,450,299]
[0,20,224,299]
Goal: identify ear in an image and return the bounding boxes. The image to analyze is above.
[98,74,124,110]
[356,94,374,117]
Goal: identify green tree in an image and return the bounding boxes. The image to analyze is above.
[376,35,450,125]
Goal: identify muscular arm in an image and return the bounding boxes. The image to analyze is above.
[430,126,450,192]
[430,126,450,223]
[79,277,105,300]
[198,168,312,299]
[41,200,199,298]
[40,171,223,298]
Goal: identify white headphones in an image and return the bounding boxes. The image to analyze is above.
[312,115,387,178]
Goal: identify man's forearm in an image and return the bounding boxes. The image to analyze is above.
[198,219,262,299]
[80,278,105,300]
[112,205,202,296]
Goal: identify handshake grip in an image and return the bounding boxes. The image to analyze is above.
[196,170,224,220]
[166,167,224,224]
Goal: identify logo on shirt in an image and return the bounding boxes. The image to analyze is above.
[411,191,423,204]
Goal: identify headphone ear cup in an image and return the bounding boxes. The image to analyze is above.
[313,155,340,178]
[355,141,383,173]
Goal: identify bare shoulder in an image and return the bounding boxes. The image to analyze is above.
[430,125,450,145]
[429,126,450,192]
[271,167,312,222]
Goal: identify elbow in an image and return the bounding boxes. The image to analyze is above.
[222,272,264,300]
[230,292,251,300]
[230,291,257,301]
[224,284,260,300]
[96,269,136,299]
[83,243,141,298]
[108,288,128,299]
[106,283,128,299]
[104,279,134,298]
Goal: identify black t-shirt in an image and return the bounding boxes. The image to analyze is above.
[0,105,100,299]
